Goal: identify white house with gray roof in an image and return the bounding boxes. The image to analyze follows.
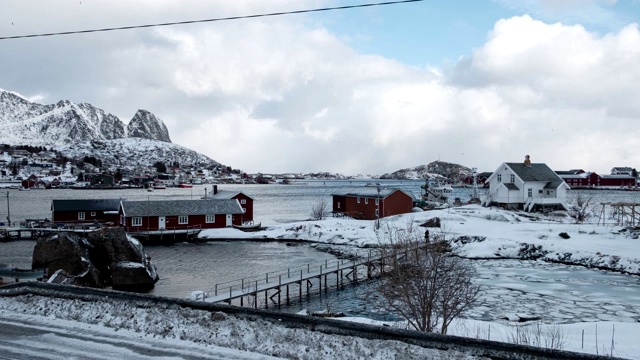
[483,155,570,212]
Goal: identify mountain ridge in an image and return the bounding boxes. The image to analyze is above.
[0,89,218,167]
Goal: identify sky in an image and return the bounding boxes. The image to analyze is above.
[1,0,639,175]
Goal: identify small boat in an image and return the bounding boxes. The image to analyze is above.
[178,183,193,188]
[146,188,154,192]
[232,221,262,232]
[18,187,30,191]
[153,184,166,190]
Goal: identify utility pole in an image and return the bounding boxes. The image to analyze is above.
[376,184,381,230]
[5,191,10,226]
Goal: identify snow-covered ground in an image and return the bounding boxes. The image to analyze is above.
[196,204,640,358]
[2,204,639,358]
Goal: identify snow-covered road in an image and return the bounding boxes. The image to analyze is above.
[0,311,280,360]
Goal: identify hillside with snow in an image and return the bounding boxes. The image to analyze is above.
[380,161,472,181]
[56,138,218,168]
[0,89,218,167]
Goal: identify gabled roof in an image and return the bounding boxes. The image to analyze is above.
[206,190,253,200]
[120,199,244,217]
[502,183,519,190]
[51,199,121,212]
[506,162,566,189]
[331,187,415,200]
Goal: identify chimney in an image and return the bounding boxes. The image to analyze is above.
[213,185,218,195]
[524,155,531,166]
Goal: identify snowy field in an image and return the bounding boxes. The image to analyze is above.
[197,204,640,358]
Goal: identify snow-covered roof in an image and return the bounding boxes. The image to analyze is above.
[120,199,244,217]
[331,187,415,200]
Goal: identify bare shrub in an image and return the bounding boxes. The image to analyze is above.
[376,222,483,334]
[505,322,566,351]
[569,192,594,223]
[311,197,328,220]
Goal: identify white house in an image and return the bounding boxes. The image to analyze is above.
[483,155,570,212]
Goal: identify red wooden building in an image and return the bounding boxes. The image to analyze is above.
[204,185,254,224]
[51,199,121,224]
[119,199,245,235]
[558,172,636,188]
[331,187,414,220]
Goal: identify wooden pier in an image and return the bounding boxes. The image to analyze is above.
[0,226,100,241]
[195,250,388,308]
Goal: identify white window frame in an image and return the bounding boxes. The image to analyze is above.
[527,188,533,198]
[90,211,96,217]
[78,212,85,220]
[375,209,379,217]
[240,199,247,205]
[205,215,215,223]
[357,197,361,203]
[178,215,188,224]
[497,174,502,182]
[132,217,142,226]
[337,202,341,209]
[510,174,515,183]
[375,198,379,205]
[364,198,368,204]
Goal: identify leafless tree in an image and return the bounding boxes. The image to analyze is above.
[569,192,595,223]
[376,222,483,334]
[311,197,329,220]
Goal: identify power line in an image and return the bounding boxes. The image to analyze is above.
[0,0,425,41]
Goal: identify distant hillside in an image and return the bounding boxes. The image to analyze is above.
[380,161,472,181]
[0,89,218,167]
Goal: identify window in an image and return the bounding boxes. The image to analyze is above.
[240,199,247,205]
[78,212,85,220]
[375,209,379,217]
[90,212,96,217]
[538,189,543,194]
[206,215,215,223]
[527,188,533,198]
[497,174,502,182]
[364,198,368,204]
[132,217,142,226]
[179,215,188,224]
[357,197,361,203]
[510,174,515,183]
[375,198,379,205]
[546,190,551,195]
[337,202,340,209]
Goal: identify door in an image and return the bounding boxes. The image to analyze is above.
[226,214,232,227]
[158,216,166,230]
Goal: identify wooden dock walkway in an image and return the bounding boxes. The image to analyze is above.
[0,226,100,240]
[196,250,387,308]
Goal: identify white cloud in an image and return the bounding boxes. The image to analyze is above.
[1,2,639,175]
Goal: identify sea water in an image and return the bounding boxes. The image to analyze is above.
[2,183,640,323]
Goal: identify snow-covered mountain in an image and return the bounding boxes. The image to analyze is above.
[0,89,218,167]
[380,161,472,181]
[56,138,216,168]
[127,110,171,142]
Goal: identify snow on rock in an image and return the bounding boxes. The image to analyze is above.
[127,109,171,142]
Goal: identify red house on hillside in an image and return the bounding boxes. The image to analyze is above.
[204,185,254,224]
[119,199,244,236]
[331,187,414,220]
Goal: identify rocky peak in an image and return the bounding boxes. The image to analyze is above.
[127,109,171,143]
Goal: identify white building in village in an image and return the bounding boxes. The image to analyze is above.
[483,155,570,212]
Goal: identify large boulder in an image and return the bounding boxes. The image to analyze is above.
[85,228,159,290]
[32,227,159,290]
[32,232,102,287]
